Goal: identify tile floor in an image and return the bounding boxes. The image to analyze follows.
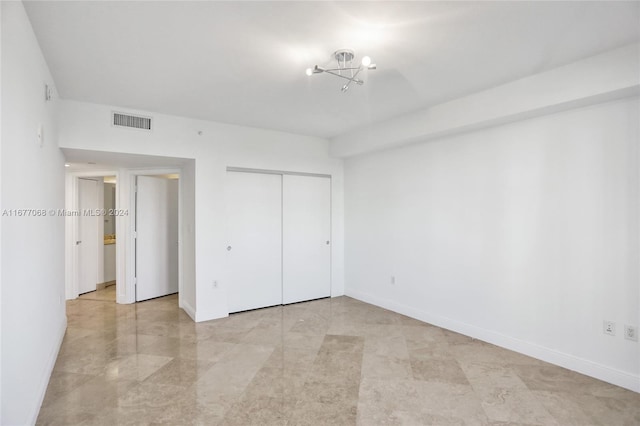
[78,285,116,302]
[37,294,639,425]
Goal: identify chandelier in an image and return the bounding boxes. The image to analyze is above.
[306,49,376,93]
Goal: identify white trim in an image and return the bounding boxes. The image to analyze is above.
[178,176,184,312]
[346,288,640,393]
[127,168,182,307]
[29,315,67,425]
[226,166,331,178]
[65,170,119,301]
[196,309,229,323]
[181,299,197,322]
[128,173,136,303]
[329,177,334,297]
[637,89,640,397]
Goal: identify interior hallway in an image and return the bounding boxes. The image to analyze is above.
[36,296,639,425]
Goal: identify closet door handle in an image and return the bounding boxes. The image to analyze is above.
[227,246,232,251]
[326,241,330,245]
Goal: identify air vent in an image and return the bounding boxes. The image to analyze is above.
[112,112,152,131]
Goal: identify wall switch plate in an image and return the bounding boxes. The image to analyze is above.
[390,276,396,285]
[624,325,638,342]
[603,321,616,336]
[45,84,53,101]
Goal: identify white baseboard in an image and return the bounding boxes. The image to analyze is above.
[181,299,197,322]
[195,308,229,323]
[29,314,67,425]
[346,288,640,393]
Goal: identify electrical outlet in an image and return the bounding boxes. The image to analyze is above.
[37,124,44,147]
[603,321,616,336]
[212,280,218,289]
[624,325,638,342]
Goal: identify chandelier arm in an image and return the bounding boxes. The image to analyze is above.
[343,65,363,92]
[351,66,363,83]
[323,69,363,83]
[323,67,361,72]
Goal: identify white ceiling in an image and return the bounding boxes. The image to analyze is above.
[25,1,640,139]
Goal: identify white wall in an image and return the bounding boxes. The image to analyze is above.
[344,96,640,392]
[0,2,4,422]
[180,160,196,318]
[1,2,67,424]
[57,100,344,321]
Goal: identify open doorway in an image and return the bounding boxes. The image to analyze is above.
[77,176,118,302]
[66,168,181,304]
[73,172,180,303]
[65,171,119,304]
[63,149,195,319]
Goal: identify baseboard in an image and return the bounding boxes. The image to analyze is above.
[28,314,67,425]
[346,288,640,393]
[181,299,197,322]
[195,308,229,323]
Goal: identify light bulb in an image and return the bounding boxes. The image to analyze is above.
[305,68,313,76]
[361,56,372,67]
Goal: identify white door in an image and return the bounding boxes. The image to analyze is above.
[78,178,100,294]
[226,171,282,313]
[282,175,331,304]
[136,176,179,302]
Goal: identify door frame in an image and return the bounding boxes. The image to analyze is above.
[128,168,182,305]
[65,170,119,301]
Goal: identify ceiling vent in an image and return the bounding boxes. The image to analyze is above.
[112,112,152,131]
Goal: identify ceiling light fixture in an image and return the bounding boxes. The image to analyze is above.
[306,49,376,93]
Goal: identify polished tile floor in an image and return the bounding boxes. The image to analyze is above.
[37,294,639,425]
[78,285,116,302]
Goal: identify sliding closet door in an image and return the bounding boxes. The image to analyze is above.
[282,175,331,304]
[226,171,282,313]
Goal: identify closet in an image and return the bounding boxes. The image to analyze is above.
[225,169,331,313]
